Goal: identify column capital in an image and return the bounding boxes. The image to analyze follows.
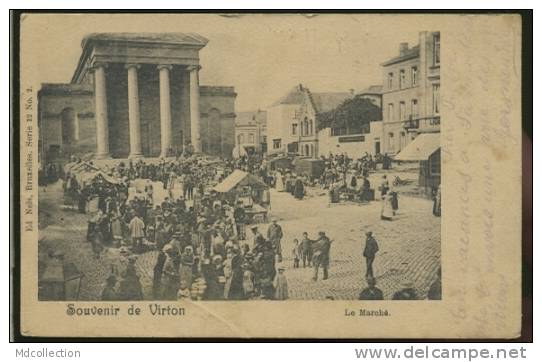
[157,64,173,71]
[125,63,141,70]
[90,61,109,71]
[186,65,202,72]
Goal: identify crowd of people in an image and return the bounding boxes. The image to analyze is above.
[100,217,292,301]
[55,155,298,301]
[47,147,441,302]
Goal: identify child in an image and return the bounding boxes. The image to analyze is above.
[242,262,255,299]
[177,281,192,300]
[274,267,289,300]
[292,239,300,268]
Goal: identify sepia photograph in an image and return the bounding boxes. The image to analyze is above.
[36,28,441,303]
[15,12,524,339]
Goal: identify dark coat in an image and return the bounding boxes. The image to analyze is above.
[267,223,283,241]
[233,207,246,224]
[293,179,305,199]
[300,237,313,252]
[363,236,379,258]
[312,236,331,267]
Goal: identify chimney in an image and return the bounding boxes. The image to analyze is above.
[349,88,355,96]
[299,83,303,91]
[399,42,409,56]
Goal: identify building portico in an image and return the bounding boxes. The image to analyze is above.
[72,33,209,159]
[38,33,237,164]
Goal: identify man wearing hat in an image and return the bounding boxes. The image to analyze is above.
[311,231,332,281]
[267,218,284,262]
[154,215,167,250]
[250,226,265,249]
[363,231,379,279]
[167,231,183,253]
[152,246,167,299]
[233,200,246,240]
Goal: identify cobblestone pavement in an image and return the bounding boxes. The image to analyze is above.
[39,172,440,301]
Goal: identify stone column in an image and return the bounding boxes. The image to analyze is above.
[126,64,142,158]
[93,62,110,159]
[158,64,173,158]
[188,65,202,153]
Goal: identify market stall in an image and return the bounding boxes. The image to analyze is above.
[293,158,325,180]
[213,169,270,223]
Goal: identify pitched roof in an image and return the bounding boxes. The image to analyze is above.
[81,32,209,48]
[235,110,267,126]
[272,85,353,114]
[39,83,93,96]
[310,92,352,113]
[358,85,384,95]
[272,85,307,106]
[381,45,420,66]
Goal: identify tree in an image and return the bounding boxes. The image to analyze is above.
[317,96,382,135]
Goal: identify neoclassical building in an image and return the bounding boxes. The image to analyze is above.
[38,33,237,163]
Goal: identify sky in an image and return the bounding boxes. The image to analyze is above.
[21,13,431,111]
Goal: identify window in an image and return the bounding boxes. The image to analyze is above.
[399,101,406,120]
[433,84,440,114]
[387,103,394,121]
[291,123,298,135]
[262,136,267,144]
[237,134,245,145]
[411,66,418,86]
[309,120,313,135]
[400,131,407,150]
[387,72,394,89]
[248,133,255,143]
[303,118,309,136]
[273,139,281,149]
[434,33,440,65]
[411,99,418,118]
[387,132,395,153]
[399,69,406,89]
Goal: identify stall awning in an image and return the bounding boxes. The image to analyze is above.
[394,133,440,161]
[80,170,120,185]
[213,169,268,193]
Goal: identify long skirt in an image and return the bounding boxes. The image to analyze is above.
[381,199,394,220]
[275,177,285,192]
[179,265,193,289]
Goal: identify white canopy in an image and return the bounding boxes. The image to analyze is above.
[394,133,440,161]
[213,169,268,193]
